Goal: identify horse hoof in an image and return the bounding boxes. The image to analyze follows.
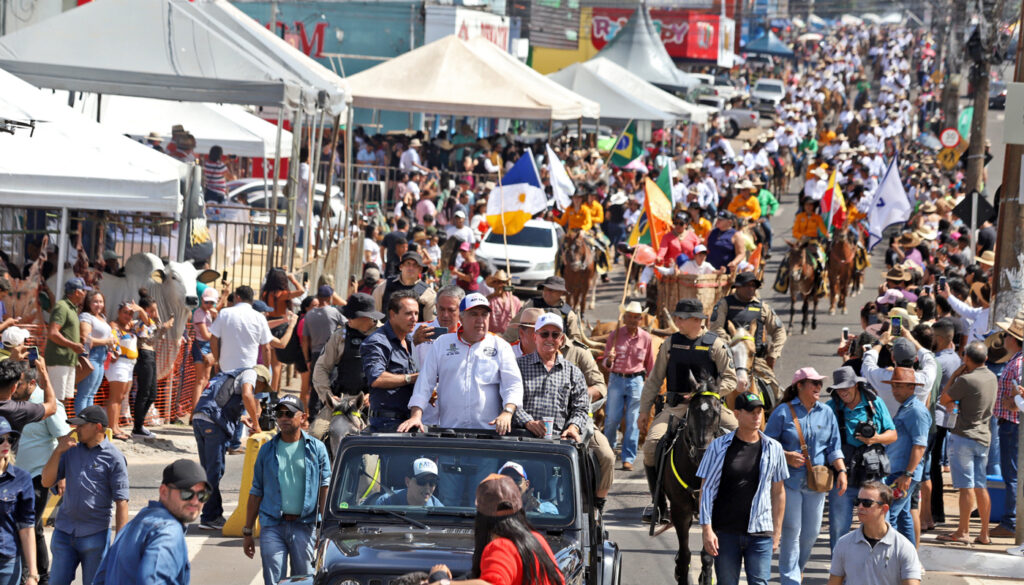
[828,308,836,316]
[801,328,807,335]
[842,307,848,315]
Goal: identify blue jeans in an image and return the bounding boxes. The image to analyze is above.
[713,531,772,585]
[193,419,229,523]
[49,528,109,585]
[259,521,315,585]
[779,481,826,585]
[828,486,858,551]
[604,374,643,464]
[885,474,919,545]
[75,347,108,413]
[0,555,20,585]
[987,417,1002,476]
[998,420,1018,530]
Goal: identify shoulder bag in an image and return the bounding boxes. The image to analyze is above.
[788,403,834,493]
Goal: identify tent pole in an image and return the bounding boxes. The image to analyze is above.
[577,117,582,148]
[96,94,101,123]
[55,207,69,293]
[284,109,304,271]
[177,165,194,263]
[269,107,285,274]
[547,115,553,144]
[306,109,325,263]
[320,114,342,255]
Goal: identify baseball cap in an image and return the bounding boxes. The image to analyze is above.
[276,395,305,413]
[69,405,109,427]
[251,300,272,313]
[499,461,528,481]
[693,244,708,255]
[400,252,425,267]
[459,293,490,312]
[1,327,30,348]
[253,365,272,384]
[162,459,209,489]
[201,288,219,303]
[64,277,91,294]
[535,313,563,332]
[454,210,467,219]
[363,267,382,283]
[734,272,762,288]
[317,285,334,298]
[673,298,705,319]
[476,474,522,517]
[791,367,826,385]
[412,457,439,479]
[891,338,917,365]
[733,392,765,412]
[459,241,472,251]
[0,416,18,439]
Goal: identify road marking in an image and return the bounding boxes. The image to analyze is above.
[613,479,648,485]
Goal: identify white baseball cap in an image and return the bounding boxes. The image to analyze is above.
[459,292,491,312]
[535,313,563,332]
[412,458,438,479]
[499,461,528,481]
[693,244,708,254]
[1,327,30,348]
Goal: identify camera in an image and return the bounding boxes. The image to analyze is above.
[854,420,876,439]
[258,398,277,432]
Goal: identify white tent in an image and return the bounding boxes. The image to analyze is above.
[0,68,185,213]
[593,6,700,93]
[549,58,713,125]
[72,93,293,159]
[346,35,599,120]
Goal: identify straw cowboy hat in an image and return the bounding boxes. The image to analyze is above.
[896,232,922,248]
[976,250,995,267]
[408,138,422,148]
[485,270,512,288]
[884,266,912,282]
[914,224,938,241]
[919,201,938,214]
[997,309,1024,341]
[146,131,163,142]
[984,331,1013,365]
[621,301,646,315]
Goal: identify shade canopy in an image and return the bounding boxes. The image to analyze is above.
[548,57,712,125]
[593,6,700,93]
[0,0,347,115]
[0,68,185,213]
[742,31,795,58]
[73,93,293,159]
[346,35,599,120]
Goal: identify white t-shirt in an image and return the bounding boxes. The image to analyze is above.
[364,238,382,266]
[208,303,274,371]
[399,148,421,173]
[446,224,477,245]
[79,312,112,350]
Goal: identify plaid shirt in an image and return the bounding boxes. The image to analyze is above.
[995,351,1022,424]
[514,352,590,434]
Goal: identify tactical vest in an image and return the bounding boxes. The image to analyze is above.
[383,277,429,316]
[666,331,720,397]
[534,297,573,318]
[722,294,768,357]
[331,326,370,396]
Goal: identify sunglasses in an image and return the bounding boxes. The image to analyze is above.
[537,331,562,339]
[274,409,298,419]
[178,488,212,503]
[855,498,883,508]
[805,380,824,387]
[0,435,14,445]
[415,477,437,487]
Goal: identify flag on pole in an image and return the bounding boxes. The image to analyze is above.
[546,143,574,210]
[485,149,546,235]
[866,158,911,250]
[655,159,677,205]
[627,177,673,250]
[820,169,847,234]
[610,122,644,167]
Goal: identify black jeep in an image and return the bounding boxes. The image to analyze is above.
[290,431,620,585]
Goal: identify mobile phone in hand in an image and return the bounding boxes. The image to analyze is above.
[27,346,38,365]
[841,327,849,341]
[890,316,902,337]
[426,327,448,340]
[938,275,947,289]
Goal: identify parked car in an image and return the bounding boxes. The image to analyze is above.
[689,73,745,102]
[990,80,1007,109]
[698,97,761,138]
[221,177,345,229]
[750,78,787,113]
[476,219,560,287]
[291,431,621,585]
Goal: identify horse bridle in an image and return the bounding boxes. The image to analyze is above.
[669,390,723,494]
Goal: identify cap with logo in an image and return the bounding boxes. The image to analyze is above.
[534,313,564,332]
[276,394,305,413]
[459,293,491,312]
[734,392,765,412]
[69,405,109,427]
[498,461,528,481]
[162,459,209,489]
[412,458,439,479]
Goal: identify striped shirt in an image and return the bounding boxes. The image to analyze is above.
[203,160,228,196]
[697,430,789,533]
[994,351,1022,424]
[514,352,590,434]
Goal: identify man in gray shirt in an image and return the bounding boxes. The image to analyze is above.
[302,285,346,371]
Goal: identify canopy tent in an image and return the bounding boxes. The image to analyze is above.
[548,57,712,125]
[0,68,185,213]
[71,93,294,159]
[808,14,828,30]
[742,31,795,58]
[346,35,599,120]
[839,14,864,26]
[0,0,347,114]
[593,5,700,93]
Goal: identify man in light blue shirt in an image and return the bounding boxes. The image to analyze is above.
[885,368,932,545]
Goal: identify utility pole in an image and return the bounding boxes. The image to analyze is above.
[942,0,968,129]
[964,0,1006,195]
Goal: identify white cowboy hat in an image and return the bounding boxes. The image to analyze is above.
[622,301,645,315]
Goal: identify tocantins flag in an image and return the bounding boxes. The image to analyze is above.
[485,149,547,235]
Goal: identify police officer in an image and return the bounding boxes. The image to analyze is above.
[374,252,436,322]
[637,299,738,524]
[708,271,787,399]
[504,276,586,345]
[311,293,384,414]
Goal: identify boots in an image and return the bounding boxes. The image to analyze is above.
[641,465,668,524]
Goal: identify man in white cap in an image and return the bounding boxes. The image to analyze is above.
[375,458,444,507]
[445,210,477,246]
[0,326,31,362]
[679,244,718,275]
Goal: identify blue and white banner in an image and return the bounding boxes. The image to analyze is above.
[867,158,912,250]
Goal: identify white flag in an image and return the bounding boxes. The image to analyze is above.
[546,144,574,210]
[867,158,911,250]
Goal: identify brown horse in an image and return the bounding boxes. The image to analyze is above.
[785,239,825,335]
[827,228,855,315]
[562,229,597,316]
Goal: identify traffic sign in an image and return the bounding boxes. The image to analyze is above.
[937,147,959,170]
[939,127,960,149]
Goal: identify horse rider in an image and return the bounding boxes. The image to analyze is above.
[586,189,613,282]
[792,196,829,274]
[708,272,787,402]
[637,299,738,524]
[503,276,586,346]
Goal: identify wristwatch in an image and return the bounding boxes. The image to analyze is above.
[404,373,412,384]
[503,405,516,415]
[902,471,914,478]
[242,527,253,536]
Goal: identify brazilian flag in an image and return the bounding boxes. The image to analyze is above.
[610,122,643,167]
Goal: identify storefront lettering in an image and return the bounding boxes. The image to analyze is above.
[264,21,327,58]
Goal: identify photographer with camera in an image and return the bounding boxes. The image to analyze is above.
[826,366,897,551]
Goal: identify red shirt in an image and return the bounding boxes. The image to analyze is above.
[656,230,700,267]
[604,326,654,375]
[479,532,564,585]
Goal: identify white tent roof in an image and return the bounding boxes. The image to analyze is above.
[550,58,712,125]
[72,93,293,159]
[0,68,185,213]
[594,6,700,93]
[0,0,347,115]
[347,35,599,120]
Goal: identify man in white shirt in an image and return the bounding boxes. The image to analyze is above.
[411,286,465,425]
[210,286,274,372]
[399,138,429,174]
[445,210,477,245]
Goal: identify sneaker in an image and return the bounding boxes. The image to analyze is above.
[198,517,226,531]
[991,525,1016,539]
[132,427,155,439]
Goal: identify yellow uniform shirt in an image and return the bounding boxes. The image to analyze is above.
[793,212,828,240]
[693,216,712,241]
[727,195,762,222]
[586,201,604,225]
[559,205,593,231]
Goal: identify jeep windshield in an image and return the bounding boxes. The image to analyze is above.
[331,445,576,527]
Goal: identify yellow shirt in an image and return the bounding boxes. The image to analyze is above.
[727,195,762,222]
[693,216,712,241]
[793,212,827,240]
[586,200,604,225]
[559,205,593,231]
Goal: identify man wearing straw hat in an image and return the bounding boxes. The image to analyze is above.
[602,301,654,472]
[991,310,1024,538]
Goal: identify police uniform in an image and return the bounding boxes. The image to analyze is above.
[503,296,585,346]
[373,276,437,322]
[312,324,377,410]
[708,282,787,401]
[559,339,614,497]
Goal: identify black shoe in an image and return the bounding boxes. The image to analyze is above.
[198,516,226,531]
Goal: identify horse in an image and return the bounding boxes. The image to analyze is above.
[785,239,825,335]
[656,373,722,585]
[726,322,757,400]
[827,228,856,315]
[325,393,368,459]
[561,229,597,316]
